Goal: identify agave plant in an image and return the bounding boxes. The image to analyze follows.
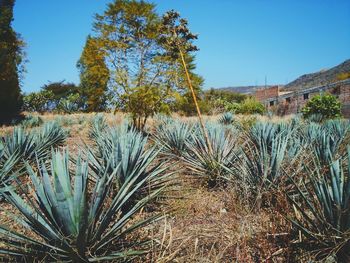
[34,121,67,159]
[89,114,108,142]
[0,150,164,262]
[153,120,193,158]
[218,112,234,125]
[0,149,20,191]
[0,122,67,170]
[301,120,349,165]
[89,125,173,214]
[20,115,43,128]
[222,121,300,206]
[286,148,350,261]
[0,127,36,161]
[183,124,239,188]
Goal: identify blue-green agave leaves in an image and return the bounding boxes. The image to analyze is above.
[0,150,164,262]
[183,123,239,187]
[153,120,193,158]
[286,147,350,260]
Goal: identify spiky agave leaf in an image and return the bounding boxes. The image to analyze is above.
[218,112,234,125]
[1,127,36,161]
[153,120,193,158]
[1,122,67,163]
[301,120,349,165]
[89,113,108,142]
[0,149,165,262]
[88,125,174,214]
[33,121,67,160]
[286,147,350,261]
[221,121,299,205]
[183,123,239,188]
[0,149,20,192]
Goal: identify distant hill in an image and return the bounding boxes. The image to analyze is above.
[216,85,277,95]
[283,59,350,91]
[214,59,350,94]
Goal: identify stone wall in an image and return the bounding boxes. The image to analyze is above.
[340,84,350,117]
[255,86,279,102]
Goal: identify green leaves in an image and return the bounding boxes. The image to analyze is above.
[302,93,342,121]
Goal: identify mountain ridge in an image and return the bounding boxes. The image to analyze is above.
[214,59,350,94]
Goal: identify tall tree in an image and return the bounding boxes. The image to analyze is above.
[86,0,203,129]
[0,0,24,124]
[77,36,109,112]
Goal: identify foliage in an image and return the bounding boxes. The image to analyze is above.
[286,150,350,261]
[235,97,266,115]
[224,122,296,204]
[1,121,66,164]
[0,150,164,262]
[89,123,172,214]
[23,90,54,113]
[204,89,247,113]
[85,1,203,129]
[0,148,20,191]
[77,36,109,112]
[0,0,24,124]
[23,81,85,113]
[302,93,342,121]
[337,72,350,81]
[301,119,349,165]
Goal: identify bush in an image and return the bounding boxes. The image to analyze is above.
[236,97,266,115]
[302,93,342,121]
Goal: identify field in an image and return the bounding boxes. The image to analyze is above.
[0,112,349,262]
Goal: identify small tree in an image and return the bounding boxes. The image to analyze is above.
[302,93,342,121]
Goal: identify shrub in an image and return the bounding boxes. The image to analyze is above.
[235,97,266,115]
[302,93,342,121]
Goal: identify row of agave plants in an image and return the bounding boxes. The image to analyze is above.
[0,113,349,261]
[0,116,174,262]
[152,113,350,261]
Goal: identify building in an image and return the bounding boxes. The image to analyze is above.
[253,79,350,117]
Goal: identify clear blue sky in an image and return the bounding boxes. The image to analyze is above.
[13,0,350,93]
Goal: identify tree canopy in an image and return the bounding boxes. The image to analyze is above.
[78,0,203,128]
